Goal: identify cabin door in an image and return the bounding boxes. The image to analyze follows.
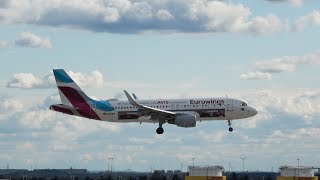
[227,99,233,111]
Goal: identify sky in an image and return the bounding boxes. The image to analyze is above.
[0,0,320,172]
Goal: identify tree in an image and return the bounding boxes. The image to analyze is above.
[231,172,238,180]
[151,172,163,180]
[107,175,112,180]
[139,175,148,180]
[243,175,249,180]
[266,175,272,180]
[171,174,180,180]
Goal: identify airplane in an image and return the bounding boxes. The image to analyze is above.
[50,69,258,134]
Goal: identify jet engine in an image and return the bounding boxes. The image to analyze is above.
[170,112,199,128]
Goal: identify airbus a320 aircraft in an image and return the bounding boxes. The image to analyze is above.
[50,69,258,134]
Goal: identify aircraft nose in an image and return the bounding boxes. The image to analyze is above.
[251,107,258,116]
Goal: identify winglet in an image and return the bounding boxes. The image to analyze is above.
[132,93,138,100]
[124,90,140,107]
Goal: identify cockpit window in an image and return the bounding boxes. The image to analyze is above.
[241,102,247,106]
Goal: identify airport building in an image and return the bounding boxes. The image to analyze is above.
[277,166,318,180]
[185,166,226,180]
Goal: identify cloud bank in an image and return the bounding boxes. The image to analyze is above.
[6,70,159,91]
[266,0,307,6]
[240,71,272,80]
[0,32,52,49]
[0,0,289,34]
[240,51,320,80]
[0,96,23,113]
[1,88,320,170]
[6,70,104,89]
[294,10,320,31]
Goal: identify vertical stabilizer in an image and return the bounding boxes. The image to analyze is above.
[53,69,90,107]
[52,69,114,120]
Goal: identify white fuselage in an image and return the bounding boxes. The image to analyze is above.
[93,98,257,123]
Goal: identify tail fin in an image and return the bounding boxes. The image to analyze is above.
[52,69,114,117]
[53,69,91,107]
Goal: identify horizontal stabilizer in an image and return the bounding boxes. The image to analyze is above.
[49,104,76,115]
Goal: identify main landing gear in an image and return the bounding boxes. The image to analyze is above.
[156,122,164,134]
[228,120,233,132]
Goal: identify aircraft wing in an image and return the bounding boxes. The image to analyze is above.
[124,90,175,119]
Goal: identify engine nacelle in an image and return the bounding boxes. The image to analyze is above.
[174,114,197,128]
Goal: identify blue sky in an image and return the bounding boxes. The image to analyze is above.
[0,0,320,172]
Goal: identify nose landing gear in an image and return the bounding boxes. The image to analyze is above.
[228,120,233,132]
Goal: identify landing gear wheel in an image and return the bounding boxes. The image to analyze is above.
[227,120,233,132]
[156,127,164,134]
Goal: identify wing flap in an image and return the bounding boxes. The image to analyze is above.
[124,90,175,117]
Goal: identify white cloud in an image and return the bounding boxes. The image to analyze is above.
[0,32,52,49]
[266,128,320,145]
[16,141,36,152]
[240,71,272,80]
[241,51,320,80]
[198,130,226,143]
[248,15,289,34]
[283,91,320,121]
[0,96,24,123]
[6,70,104,89]
[266,0,307,6]
[289,0,307,6]
[80,153,93,162]
[10,93,121,136]
[243,89,320,127]
[0,41,10,48]
[103,7,120,23]
[294,10,320,31]
[6,73,52,89]
[40,94,60,109]
[156,9,174,21]
[14,32,52,48]
[126,2,152,21]
[186,1,288,34]
[0,96,23,112]
[256,58,296,73]
[68,70,104,88]
[19,110,57,129]
[5,70,159,103]
[256,51,320,73]
[128,137,155,144]
[0,0,289,34]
